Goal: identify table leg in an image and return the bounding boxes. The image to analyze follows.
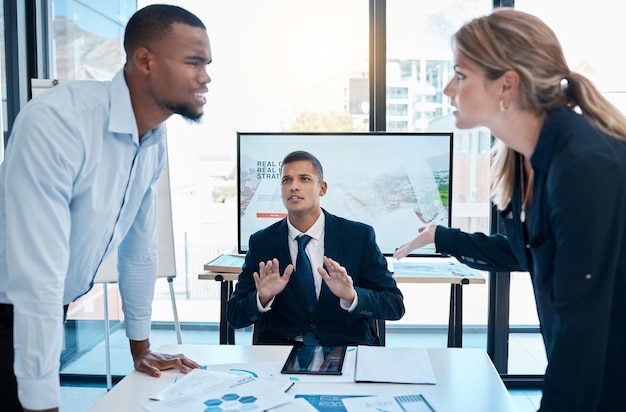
[226,281,235,344]
[217,276,236,345]
[447,283,463,348]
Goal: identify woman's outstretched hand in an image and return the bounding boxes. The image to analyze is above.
[393,223,438,260]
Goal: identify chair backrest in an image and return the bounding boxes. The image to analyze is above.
[252,318,265,344]
[371,319,385,346]
[252,318,385,346]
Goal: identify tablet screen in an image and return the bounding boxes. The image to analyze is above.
[281,345,347,375]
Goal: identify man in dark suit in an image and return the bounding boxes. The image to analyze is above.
[227,151,405,346]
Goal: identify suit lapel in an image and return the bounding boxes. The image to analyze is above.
[322,209,340,259]
[317,210,339,308]
[272,219,293,268]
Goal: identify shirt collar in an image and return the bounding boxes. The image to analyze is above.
[108,69,165,148]
[287,211,325,241]
[530,108,567,173]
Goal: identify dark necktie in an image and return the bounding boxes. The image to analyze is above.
[296,235,317,313]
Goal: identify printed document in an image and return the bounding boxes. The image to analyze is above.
[355,346,436,384]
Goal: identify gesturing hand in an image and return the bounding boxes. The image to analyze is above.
[254,258,293,306]
[318,256,356,303]
[393,222,438,260]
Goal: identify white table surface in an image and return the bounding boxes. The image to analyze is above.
[88,344,516,412]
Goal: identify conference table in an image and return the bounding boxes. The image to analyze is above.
[88,344,516,411]
[199,256,485,347]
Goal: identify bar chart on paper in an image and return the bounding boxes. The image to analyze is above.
[342,393,436,412]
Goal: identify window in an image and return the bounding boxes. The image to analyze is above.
[387,103,408,116]
[49,0,370,377]
[36,0,608,381]
[141,0,370,329]
[387,86,409,99]
[47,0,137,375]
[50,1,132,80]
[386,0,492,342]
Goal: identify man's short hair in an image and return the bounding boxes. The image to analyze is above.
[281,151,324,180]
[124,4,206,56]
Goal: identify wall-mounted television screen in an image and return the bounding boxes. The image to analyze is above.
[237,132,453,257]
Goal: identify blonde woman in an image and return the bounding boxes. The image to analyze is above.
[395,8,626,412]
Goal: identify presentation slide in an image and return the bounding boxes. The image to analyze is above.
[238,132,452,256]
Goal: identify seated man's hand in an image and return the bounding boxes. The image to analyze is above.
[130,339,201,377]
[318,256,356,303]
[254,258,293,306]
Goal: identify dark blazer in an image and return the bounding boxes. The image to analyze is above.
[436,108,626,412]
[226,209,405,346]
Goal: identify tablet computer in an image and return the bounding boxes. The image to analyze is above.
[280,344,347,375]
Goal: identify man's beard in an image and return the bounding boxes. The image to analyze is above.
[163,101,204,122]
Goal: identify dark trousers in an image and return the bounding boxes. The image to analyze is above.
[0,303,69,411]
[0,304,22,412]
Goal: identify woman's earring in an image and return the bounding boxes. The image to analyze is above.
[499,100,507,112]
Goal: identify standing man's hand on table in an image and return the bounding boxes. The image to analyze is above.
[130,339,201,377]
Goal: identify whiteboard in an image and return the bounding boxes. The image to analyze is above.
[31,78,64,98]
[31,78,177,284]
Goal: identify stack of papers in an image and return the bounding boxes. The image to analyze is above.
[149,369,240,401]
[143,369,293,412]
[355,346,436,384]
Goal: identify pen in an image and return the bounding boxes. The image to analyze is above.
[284,382,295,393]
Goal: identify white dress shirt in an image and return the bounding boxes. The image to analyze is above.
[258,212,358,312]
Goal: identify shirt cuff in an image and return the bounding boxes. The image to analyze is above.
[256,293,274,312]
[18,374,60,410]
[124,317,152,341]
[340,292,358,312]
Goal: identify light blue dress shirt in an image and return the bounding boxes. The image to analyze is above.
[0,69,166,409]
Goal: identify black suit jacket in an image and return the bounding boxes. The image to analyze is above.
[436,109,626,411]
[226,209,405,346]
